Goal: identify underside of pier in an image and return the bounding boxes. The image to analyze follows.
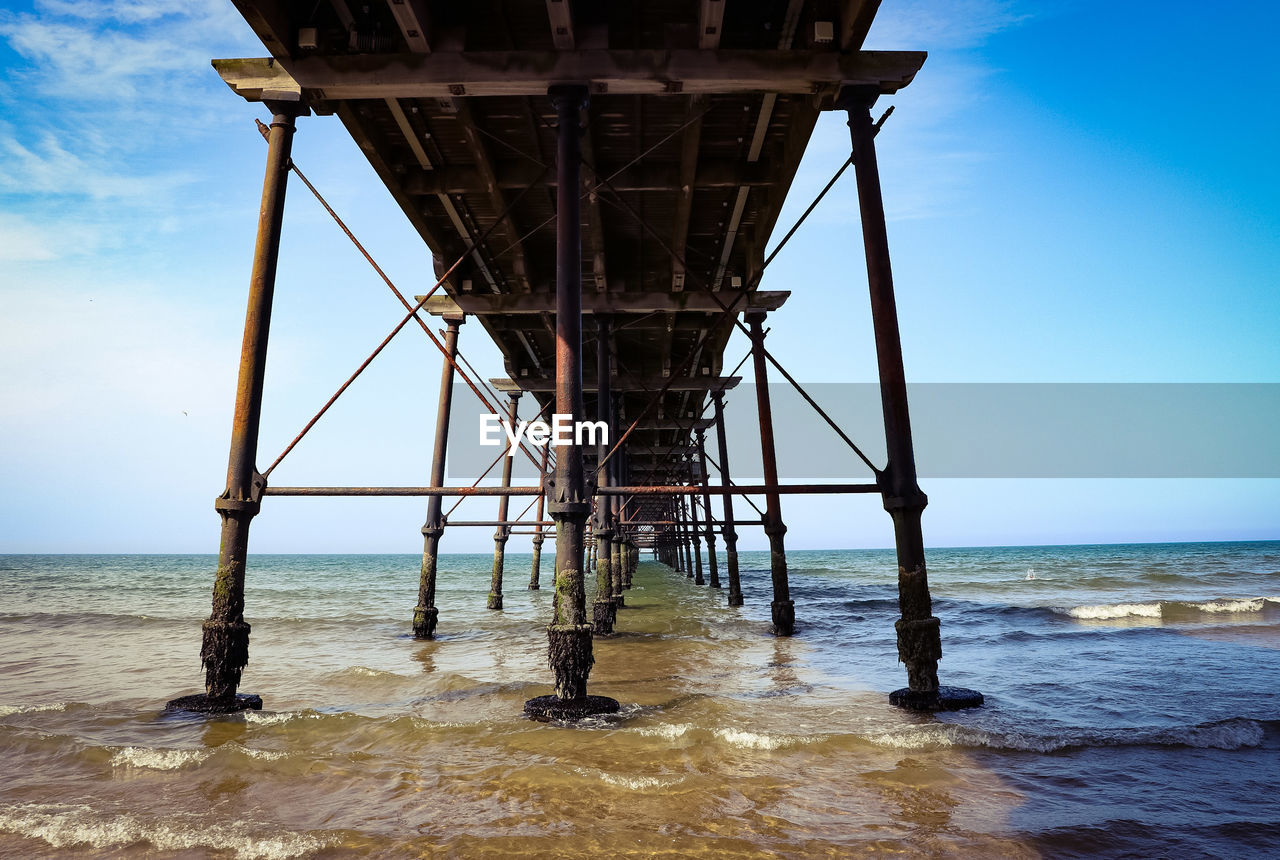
[169,0,982,720]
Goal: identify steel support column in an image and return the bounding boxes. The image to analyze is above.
[689,494,705,585]
[488,391,520,610]
[537,84,605,711]
[697,429,721,588]
[840,85,980,710]
[529,446,549,589]
[592,315,617,633]
[177,104,301,714]
[415,313,465,639]
[746,311,794,635]
[711,391,743,606]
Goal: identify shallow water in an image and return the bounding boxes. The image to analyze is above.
[1,542,1279,858]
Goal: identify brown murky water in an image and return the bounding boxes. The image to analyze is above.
[3,546,1279,857]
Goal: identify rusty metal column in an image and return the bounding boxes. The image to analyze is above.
[529,446,549,589]
[609,434,625,607]
[488,391,520,610]
[689,493,705,585]
[697,429,721,588]
[679,499,692,577]
[414,313,465,639]
[525,84,616,719]
[746,311,794,635]
[592,315,616,633]
[840,86,981,711]
[711,391,742,606]
[169,104,301,714]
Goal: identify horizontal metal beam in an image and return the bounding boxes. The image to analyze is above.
[506,375,740,392]
[264,486,544,496]
[422,291,787,316]
[603,483,880,495]
[261,482,878,497]
[213,49,926,101]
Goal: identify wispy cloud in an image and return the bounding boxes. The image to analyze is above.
[0,213,58,261]
[785,0,1034,222]
[864,0,1030,51]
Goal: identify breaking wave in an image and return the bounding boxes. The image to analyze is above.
[0,803,333,860]
[1059,597,1279,621]
[864,717,1271,754]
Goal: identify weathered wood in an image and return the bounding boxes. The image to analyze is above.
[214,50,927,101]
[386,0,432,54]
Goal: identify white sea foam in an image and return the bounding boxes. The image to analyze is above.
[0,702,68,717]
[572,768,681,790]
[715,728,801,750]
[110,747,210,771]
[1066,602,1162,620]
[635,723,693,740]
[243,710,324,727]
[864,718,1267,754]
[1192,598,1265,613]
[1063,596,1276,621]
[0,803,332,860]
[341,666,403,678]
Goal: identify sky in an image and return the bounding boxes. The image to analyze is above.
[0,0,1277,553]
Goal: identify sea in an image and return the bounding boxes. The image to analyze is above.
[1,541,1278,858]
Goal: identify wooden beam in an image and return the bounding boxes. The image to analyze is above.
[698,0,726,49]
[840,0,882,51]
[335,101,459,269]
[416,290,789,315]
[671,95,705,291]
[228,0,293,60]
[384,97,433,169]
[386,0,431,53]
[545,0,575,49]
[215,50,927,100]
[580,112,609,292]
[453,100,532,291]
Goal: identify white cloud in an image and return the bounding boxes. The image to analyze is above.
[865,0,1031,50]
[0,213,58,261]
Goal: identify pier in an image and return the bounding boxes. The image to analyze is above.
[169,0,982,718]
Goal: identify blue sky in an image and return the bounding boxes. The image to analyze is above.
[0,0,1276,553]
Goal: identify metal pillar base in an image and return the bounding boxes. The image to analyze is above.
[889,686,984,712]
[592,598,616,634]
[524,694,620,722]
[770,599,795,636]
[728,591,744,607]
[164,693,263,714]
[412,606,438,640]
[529,537,543,590]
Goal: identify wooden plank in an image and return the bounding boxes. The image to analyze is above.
[227,50,926,99]
[384,97,433,169]
[453,99,532,291]
[544,0,575,49]
[698,0,726,49]
[416,290,789,315]
[671,95,705,291]
[386,0,432,53]
[840,0,883,51]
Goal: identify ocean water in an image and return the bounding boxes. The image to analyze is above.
[1,541,1278,858]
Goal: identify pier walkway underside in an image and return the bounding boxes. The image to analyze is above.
[169,0,983,720]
